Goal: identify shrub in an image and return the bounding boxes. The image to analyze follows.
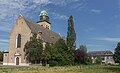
[48,60,58,66]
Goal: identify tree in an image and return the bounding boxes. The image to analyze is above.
[42,43,52,66]
[24,33,43,64]
[47,39,69,66]
[0,51,3,61]
[96,56,102,64]
[113,42,120,64]
[75,45,88,64]
[67,16,76,50]
[66,16,76,65]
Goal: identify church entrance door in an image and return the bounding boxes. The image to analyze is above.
[16,57,19,65]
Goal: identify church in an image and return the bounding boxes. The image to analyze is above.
[3,10,61,66]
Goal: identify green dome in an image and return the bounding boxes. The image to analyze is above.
[39,10,48,16]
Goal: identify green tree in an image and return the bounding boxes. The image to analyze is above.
[86,56,92,64]
[0,51,3,61]
[42,43,52,66]
[113,42,120,64]
[24,33,43,64]
[66,16,76,65]
[75,45,88,64]
[54,38,69,65]
[47,39,69,66]
[96,56,102,64]
[43,43,51,61]
[67,16,76,49]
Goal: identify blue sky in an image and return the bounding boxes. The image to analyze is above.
[0,0,120,52]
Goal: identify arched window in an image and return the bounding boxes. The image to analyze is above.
[16,34,21,48]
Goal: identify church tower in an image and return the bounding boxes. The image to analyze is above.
[37,10,51,30]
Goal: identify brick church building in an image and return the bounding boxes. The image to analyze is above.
[3,10,60,66]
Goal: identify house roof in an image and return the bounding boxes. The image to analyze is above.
[88,51,113,56]
[36,20,51,24]
[23,16,61,44]
[4,49,9,53]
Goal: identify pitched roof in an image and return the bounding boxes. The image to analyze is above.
[4,49,9,53]
[23,17,61,44]
[88,51,113,56]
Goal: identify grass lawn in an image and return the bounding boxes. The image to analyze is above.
[0,65,119,73]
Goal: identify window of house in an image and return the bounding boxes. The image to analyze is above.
[48,26,49,29]
[5,54,7,56]
[109,56,113,59]
[107,56,109,59]
[22,22,23,24]
[46,25,47,28]
[102,57,104,60]
[16,34,21,48]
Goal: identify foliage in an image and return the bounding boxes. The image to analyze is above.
[42,43,51,61]
[75,45,88,64]
[24,16,78,66]
[66,16,76,65]
[67,15,76,50]
[0,51,3,61]
[48,60,58,66]
[24,33,43,64]
[48,39,69,66]
[86,57,92,64]
[113,42,120,64]
[96,56,102,64]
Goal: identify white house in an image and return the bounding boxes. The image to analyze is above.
[88,51,115,64]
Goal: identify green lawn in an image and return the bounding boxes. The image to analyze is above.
[0,65,119,73]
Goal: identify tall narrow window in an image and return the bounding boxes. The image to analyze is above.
[16,34,21,48]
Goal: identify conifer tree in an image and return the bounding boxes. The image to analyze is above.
[0,51,3,61]
[67,15,76,50]
[113,42,120,64]
[67,16,76,65]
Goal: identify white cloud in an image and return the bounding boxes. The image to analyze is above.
[69,0,87,11]
[0,24,12,32]
[0,0,85,32]
[33,0,49,4]
[91,9,102,14]
[87,44,103,47]
[51,12,68,20]
[49,0,79,6]
[32,0,82,6]
[0,42,9,50]
[86,43,114,52]
[92,37,120,42]
[0,0,81,49]
[0,0,82,50]
[0,38,9,50]
[84,27,95,32]
[0,38,9,43]
[0,42,8,45]
[0,0,47,32]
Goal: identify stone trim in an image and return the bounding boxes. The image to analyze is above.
[3,63,29,66]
